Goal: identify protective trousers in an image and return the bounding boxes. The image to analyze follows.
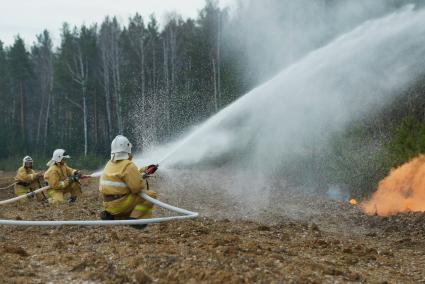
[103,190,157,219]
[47,182,82,204]
[15,180,46,202]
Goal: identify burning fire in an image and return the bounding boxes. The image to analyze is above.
[360,155,425,216]
[349,199,357,205]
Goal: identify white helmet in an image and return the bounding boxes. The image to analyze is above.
[23,156,33,167]
[111,135,132,161]
[47,149,70,166]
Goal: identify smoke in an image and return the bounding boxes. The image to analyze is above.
[326,185,350,202]
[361,155,425,216]
[133,4,425,219]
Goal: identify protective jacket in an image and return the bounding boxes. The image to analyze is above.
[14,166,46,202]
[14,166,37,197]
[44,163,81,204]
[100,160,144,195]
[100,160,155,218]
[15,166,36,185]
[44,163,77,190]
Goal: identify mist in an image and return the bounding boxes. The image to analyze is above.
[228,0,424,86]
[133,3,425,218]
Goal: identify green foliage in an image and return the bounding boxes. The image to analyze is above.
[0,156,25,172]
[316,94,425,198]
[67,154,107,171]
[0,1,235,169]
[1,0,425,196]
[386,116,425,166]
[322,128,391,197]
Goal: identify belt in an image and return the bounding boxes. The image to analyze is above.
[103,194,127,202]
[16,181,30,187]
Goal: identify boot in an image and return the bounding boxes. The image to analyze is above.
[100,210,114,220]
[128,217,147,230]
[67,196,77,204]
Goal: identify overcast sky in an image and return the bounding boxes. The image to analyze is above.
[0,0,234,47]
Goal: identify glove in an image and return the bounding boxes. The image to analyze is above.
[68,172,81,183]
[145,164,158,175]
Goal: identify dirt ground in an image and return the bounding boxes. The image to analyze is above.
[1,171,425,284]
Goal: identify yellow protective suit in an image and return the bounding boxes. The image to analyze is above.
[44,163,81,204]
[14,166,45,201]
[99,160,156,219]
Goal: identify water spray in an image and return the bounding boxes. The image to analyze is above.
[155,124,206,166]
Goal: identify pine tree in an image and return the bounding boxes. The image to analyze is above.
[8,36,33,152]
[0,41,10,158]
[31,30,54,154]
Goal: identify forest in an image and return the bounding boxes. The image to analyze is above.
[1,0,425,195]
[0,1,238,162]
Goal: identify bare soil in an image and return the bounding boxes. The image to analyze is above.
[1,171,425,283]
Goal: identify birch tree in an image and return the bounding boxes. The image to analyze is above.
[99,18,113,140]
[99,17,123,134]
[127,14,146,109]
[32,30,54,154]
[66,39,89,156]
[59,25,97,156]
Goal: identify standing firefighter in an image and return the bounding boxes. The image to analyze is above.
[44,149,82,204]
[99,135,158,229]
[14,156,46,202]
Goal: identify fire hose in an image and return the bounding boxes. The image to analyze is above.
[0,184,49,205]
[0,170,199,226]
[0,182,16,191]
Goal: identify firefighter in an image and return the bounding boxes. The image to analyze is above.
[14,156,46,202]
[44,149,82,204]
[99,135,158,229]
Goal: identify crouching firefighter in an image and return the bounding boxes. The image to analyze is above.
[44,149,82,204]
[14,156,46,202]
[99,135,158,229]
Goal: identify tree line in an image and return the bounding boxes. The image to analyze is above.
[0,0,423,178]
[0,1,248,160]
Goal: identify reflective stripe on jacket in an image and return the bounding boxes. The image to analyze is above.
[99,159,145,196]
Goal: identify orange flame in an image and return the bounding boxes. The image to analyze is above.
[360,155,425,216]
[349,199,357,205]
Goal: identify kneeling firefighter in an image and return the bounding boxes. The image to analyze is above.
[44,149,82,204]
[14,156,46,202]
[99,135,158,229]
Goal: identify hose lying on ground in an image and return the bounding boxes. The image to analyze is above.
[0,185,49,205]
[0,182,199,225]
[0,182,16,191]
[0,175,16,190]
